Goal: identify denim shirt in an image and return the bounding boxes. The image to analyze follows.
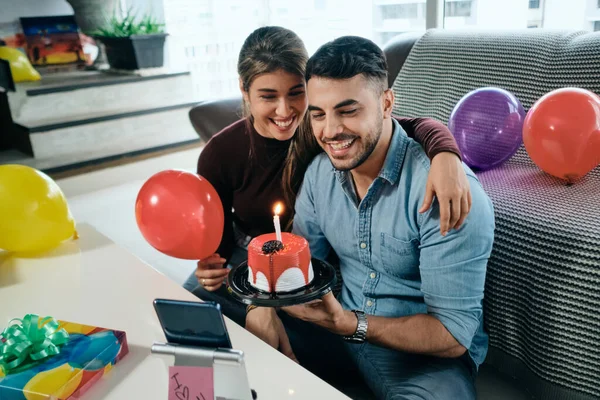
[293,118,495,368]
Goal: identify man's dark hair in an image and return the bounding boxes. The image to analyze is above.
[305,36,388,92]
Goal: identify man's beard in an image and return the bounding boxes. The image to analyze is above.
[326,123,383,172]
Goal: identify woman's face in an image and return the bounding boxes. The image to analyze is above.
[243,69,307,141]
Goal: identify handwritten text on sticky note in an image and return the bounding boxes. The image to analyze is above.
[169,366,214,400]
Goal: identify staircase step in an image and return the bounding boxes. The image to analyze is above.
[15,105,199,171]
[8,71,194,128]
[28,102,199,133]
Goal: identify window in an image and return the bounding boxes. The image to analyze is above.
[314,0,327,10]
[165,0,594,101]
[380,31,403,45]
[445,1,472,17]
[598,0,600,8]
[381,4,419,19]
[375,2,426,46]
[165,0,383,101]
[444,0,589,30]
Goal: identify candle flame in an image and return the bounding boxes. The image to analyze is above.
[274,202,283,216]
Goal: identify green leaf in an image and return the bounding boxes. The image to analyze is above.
[91,8,165,38]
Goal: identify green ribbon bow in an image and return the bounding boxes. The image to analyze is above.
[0,314,69,375]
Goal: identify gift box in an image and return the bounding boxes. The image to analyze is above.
[0,315,128,400]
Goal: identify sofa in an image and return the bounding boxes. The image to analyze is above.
[189,29,600,400]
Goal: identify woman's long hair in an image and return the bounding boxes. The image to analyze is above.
[282,115,323,230]
[237,26,322,230]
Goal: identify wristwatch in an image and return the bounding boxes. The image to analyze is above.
[343,310,368,343]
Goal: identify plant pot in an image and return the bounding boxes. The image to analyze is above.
[97,33,168,70]
[66,0,119,66]
[66,0,118,35]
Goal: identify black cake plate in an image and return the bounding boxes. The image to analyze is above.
[226,258,337,307]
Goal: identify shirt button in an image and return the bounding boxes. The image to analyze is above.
[366,300,373,307]
[360,242,367,249]
[370,272,376,279]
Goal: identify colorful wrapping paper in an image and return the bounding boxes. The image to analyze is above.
[0,319,128,400]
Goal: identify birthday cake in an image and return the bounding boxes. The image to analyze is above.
[247,232,314,293]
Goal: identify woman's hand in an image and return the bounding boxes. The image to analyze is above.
[195,253,228,291]
[419,152,472,236]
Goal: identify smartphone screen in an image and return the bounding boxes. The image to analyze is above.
[153,299,232,349]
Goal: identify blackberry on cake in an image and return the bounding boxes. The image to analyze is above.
[261,240,284,254]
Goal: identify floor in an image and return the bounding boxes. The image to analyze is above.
[53,148,530,400]
[57,147,201,286]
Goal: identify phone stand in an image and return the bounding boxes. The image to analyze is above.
[151,342,256,400]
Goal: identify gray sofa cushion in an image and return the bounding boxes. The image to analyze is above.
[391,29,600,400]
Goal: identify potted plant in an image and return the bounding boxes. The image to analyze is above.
[66,0,118,35]
[92,10,167,70]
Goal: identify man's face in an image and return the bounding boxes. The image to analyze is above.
[307,74,386,171]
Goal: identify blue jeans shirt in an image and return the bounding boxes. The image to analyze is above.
[293,118,495,368]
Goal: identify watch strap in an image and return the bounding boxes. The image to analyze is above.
[343,310,368,343]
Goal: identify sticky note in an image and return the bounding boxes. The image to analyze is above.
[168,366,214,400]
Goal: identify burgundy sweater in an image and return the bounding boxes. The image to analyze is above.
[197,117,460,263]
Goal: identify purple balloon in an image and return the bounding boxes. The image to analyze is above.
[448,87,525,170]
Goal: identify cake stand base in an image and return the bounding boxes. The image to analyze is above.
[226,258,337,307]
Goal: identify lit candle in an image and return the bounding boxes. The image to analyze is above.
[273,202,283,242]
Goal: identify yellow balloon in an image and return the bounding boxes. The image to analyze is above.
[0,165,76,253]
[0,46,41,82]
[23,363,82,400]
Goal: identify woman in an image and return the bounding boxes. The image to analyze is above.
[183,26,471,327]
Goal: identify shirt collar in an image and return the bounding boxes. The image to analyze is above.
[378,118,407,185]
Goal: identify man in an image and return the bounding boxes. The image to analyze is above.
[246,36,495,400]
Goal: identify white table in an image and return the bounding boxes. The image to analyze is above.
[0,223,349,400]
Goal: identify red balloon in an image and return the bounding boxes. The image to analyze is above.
[523,87,600,183]
[135,170,224,260]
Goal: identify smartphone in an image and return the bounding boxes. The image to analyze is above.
[153,298,232,349]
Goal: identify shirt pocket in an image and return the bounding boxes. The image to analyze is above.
[379,232,420,280]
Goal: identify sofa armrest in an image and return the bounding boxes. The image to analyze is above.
[189,96,243,142]
[382,31,425,88]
